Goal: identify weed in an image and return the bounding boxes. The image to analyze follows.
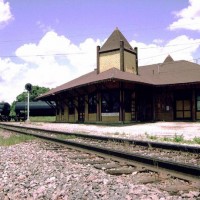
[149,135,158,140]
[193,137,200,144]
[163,137,172,142]
[145,132,157,140]
[173,134,184,143]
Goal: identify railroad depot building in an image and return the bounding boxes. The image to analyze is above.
[38,28,200,123]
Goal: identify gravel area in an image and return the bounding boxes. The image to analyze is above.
[1,139,199,200]
[9,121,200,141]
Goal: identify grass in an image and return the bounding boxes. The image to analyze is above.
[145,132,200,145]
[29,116,56,122]
[0,134,35,146]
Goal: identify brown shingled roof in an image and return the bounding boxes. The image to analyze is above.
[99,27,135,53]
[38,59,200,100]
[38,68,150,99]
[139,60,200,85]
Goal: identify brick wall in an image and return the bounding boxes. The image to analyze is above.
[99,50,120,73]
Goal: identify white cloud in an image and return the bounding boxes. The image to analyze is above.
[169,0,200,31]
[1,30,200,104]
[0,58,27,103]
[152,39,164,44]
[0,31,101,103]
[130,35,200,66]
[0,0,13,27]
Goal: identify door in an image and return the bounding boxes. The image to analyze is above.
[175,92,192,120]
[137,91,153,122]
[78,97,85,122]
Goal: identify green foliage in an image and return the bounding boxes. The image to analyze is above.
[10,100,16,116]
[193,137,200,144]
[173,134,184,143]
[163,137,171,142]
[10,85,50,117]
[16,85,50,102]
[144,132,157,140]
[29,116,56,122]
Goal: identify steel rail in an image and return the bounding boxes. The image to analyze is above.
[1,124,200,179]
[0,123,200,153]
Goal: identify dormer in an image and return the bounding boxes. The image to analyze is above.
[97,28,138,75]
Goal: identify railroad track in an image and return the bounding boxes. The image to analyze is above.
[0,123,200,185]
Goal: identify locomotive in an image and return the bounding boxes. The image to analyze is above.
[0,102,11,121]
[15,101,56,121]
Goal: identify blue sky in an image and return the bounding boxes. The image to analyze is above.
[0,0,200,103]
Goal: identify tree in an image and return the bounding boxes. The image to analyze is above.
[16,85,50,102]
[10,85,50,116]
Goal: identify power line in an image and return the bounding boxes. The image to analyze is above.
[0,52,86,58]
[139,41,200,50]
[138,46,196,60]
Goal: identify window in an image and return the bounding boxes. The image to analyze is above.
[197,92,200,111]
[101,90,119,113]
[56,103,60,115]
[68,99,75,115]
[88,93,97,113]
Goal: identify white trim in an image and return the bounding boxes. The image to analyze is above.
[101,113,119,117]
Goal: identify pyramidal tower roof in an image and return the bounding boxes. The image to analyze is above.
[163,55,174,63]
[99,27,134,52]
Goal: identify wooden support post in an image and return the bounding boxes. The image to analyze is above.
[97,92,101,121]
[192,89,196,121]
[119,83,124,122]
[152,89,156,121]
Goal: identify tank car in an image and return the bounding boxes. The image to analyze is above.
[0,102,11,121]
[15,101,55,121]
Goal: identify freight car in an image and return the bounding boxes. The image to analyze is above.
[0,102,11,121]
[15,101,55,121]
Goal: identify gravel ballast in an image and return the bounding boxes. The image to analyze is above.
[1,122,200,199]
[0,139,199,200]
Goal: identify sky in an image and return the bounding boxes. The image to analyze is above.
[0,0,200,103]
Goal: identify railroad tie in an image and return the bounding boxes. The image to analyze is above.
[105,166,137,175]
[135,172,170,184]
[76,159,110,165]
[94,162,121,170]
